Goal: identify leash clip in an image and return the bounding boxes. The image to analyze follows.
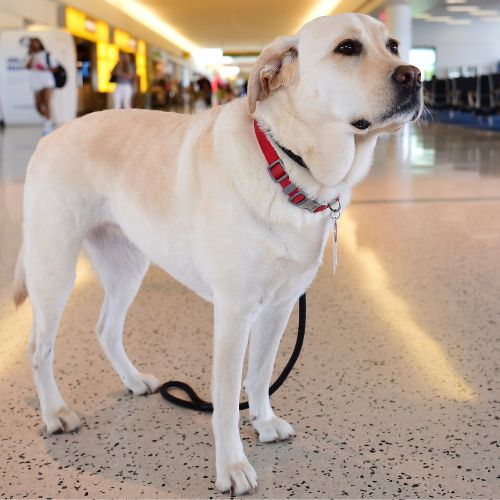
[328,197,341,220]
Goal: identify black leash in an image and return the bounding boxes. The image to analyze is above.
[159,293,307,412]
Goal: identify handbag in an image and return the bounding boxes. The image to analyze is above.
[46,52,67,88]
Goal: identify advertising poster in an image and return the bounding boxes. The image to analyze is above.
[0,30,77,125]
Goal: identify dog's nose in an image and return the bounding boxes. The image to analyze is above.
[391,65,422,90]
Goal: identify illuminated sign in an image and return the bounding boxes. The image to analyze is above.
[65,7,109,43]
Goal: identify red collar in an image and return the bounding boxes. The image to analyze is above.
[253,120,336,214]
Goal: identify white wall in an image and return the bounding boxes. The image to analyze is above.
[0,10,23,28]
[413,19,500,77]
[0,0,57,28]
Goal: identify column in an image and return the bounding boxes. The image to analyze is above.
[384,0,412,63]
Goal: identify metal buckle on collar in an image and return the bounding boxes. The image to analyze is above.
[289,191,308,207]
[268,159,288,183]
[298,197,324,212]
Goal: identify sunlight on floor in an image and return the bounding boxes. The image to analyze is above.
[340,213,475,402]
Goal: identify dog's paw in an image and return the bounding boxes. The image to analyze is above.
[216,457,258,495]
[44,406,81,434]
[127,373,160,396]
[252,415,295,443]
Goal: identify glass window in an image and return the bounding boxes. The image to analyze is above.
[409,47,437,81]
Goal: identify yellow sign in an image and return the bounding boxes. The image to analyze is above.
[114,29,137,53]
[136,40,148,93]
[65,7,109,43]
[96,42,119,93]
[66,7,148,94]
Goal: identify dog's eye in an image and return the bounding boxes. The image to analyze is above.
[387,39,399,55]
[334,39,362,56]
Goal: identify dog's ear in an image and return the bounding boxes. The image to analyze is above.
[247,35,299,115]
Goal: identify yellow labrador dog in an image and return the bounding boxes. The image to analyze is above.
[13,13,422,495]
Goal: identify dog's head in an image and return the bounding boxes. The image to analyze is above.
[248,13,423,133]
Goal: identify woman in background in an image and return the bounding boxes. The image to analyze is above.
[26,38,56,135]
[111,53,136,109]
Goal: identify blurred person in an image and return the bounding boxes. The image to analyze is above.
[186,81,197,114]
[197,76,212,108]
[25,38,57,135]
[221,82,235,104]
[110,53,136,109]
[150,77,167,109]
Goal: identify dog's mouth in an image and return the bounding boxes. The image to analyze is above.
[351,95,422,131]
[378,95,422,123]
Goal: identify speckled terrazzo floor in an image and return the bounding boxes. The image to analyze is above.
[0,122,499,498]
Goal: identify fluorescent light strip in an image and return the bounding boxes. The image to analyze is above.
[447,5,480,12]
[426,16,454,22]
[469,10,498,16]
[446,19,472,25]
[103,0,199,53]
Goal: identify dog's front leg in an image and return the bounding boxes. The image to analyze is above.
[212,300,258,495]
[245,299,296,442]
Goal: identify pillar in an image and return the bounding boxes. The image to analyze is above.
[384,0,412,63]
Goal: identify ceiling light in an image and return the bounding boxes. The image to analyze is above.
[103,0,198,54]
[447,5,480,12]
[192,48,223,68]
[218,65,240,80]
[445,0,467,3]
[446,19,472,25]
[469,10,498,16]
[415,13,433,19]
[299,0,343,30]
[426,16,454,22]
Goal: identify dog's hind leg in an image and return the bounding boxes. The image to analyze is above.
[84,223,159,395]
[244,298,296,443]
[25,229,82,434]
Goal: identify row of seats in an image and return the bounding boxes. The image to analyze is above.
[424,73,500,116]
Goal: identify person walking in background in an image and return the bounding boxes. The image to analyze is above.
[197,76,212,108]
[111,52,136,109]
[25,38,56,135]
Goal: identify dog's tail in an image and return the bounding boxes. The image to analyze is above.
[12,243,28,307]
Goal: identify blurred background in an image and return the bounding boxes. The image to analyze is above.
[0,1,499,499]
[0,0,499,124]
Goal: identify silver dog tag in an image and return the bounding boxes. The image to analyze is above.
[329,198,341,276]
[333,219,338,275]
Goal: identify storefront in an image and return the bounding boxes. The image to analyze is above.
[148,46,177,109]
[64,6,111,114]
[64,6,148,112]
[148,46,199,110]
